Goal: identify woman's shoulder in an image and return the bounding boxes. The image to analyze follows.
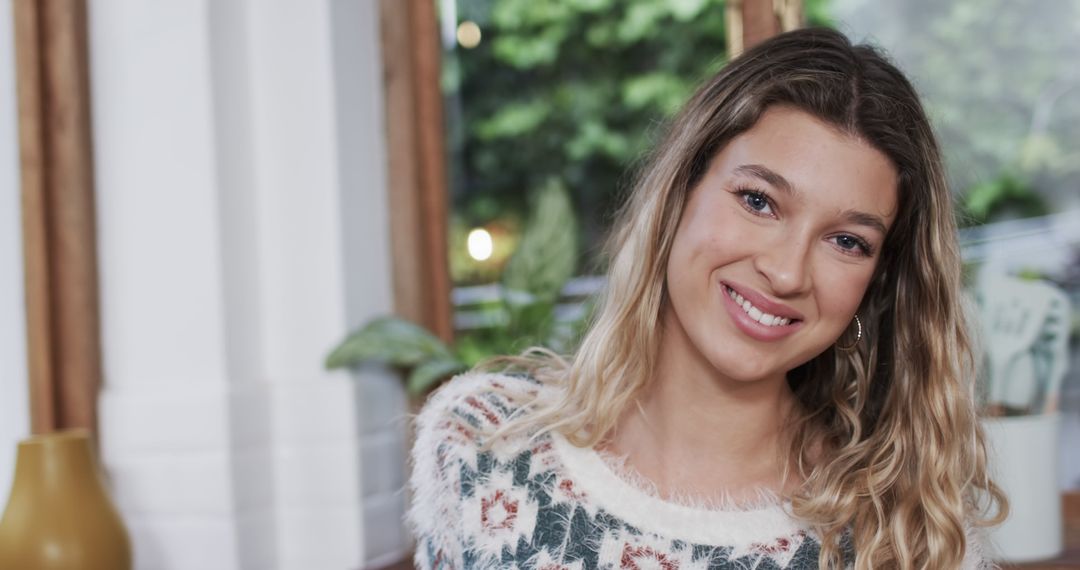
[418,368,543,411]
[407,370,549,565]
[413,370,544,446]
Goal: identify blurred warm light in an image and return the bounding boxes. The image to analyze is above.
[467,228,493,261]
[456,20,482,49]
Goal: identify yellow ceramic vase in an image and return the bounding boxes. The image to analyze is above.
[0,430,132,570]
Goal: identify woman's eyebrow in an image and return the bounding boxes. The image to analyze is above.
[732,164,798,197]
[733,163,888,235]
[841,209,888,236]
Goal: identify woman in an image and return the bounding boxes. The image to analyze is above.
[409,27,1006,569]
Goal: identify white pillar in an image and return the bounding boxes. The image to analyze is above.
[90,0,405,568]
[327,0,408,564]
[0,0,31,515]
[91,0,242,566]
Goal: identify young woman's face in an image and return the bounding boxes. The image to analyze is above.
[664,105,898,383]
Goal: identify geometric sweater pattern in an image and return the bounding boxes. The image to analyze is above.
[408,372,872,569]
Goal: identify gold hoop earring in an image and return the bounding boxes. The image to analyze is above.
[836,315,862,352]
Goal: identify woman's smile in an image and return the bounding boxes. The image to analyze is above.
[720,282,803,342]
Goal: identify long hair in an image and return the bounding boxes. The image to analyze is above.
[486,27,1007,568]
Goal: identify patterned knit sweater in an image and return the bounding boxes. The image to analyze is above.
[408,372,990,569]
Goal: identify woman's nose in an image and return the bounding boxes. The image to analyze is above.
[753,233,813,296]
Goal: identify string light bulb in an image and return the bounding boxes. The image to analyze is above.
[467,228,493,261]
[456,20,482,49]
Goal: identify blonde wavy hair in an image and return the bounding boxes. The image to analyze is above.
[485,27,1007,568]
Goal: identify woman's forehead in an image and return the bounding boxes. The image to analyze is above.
[708,106,899,227]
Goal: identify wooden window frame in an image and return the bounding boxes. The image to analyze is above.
[13,0,101,436]
[379,0,454,344]
[726,0,803,57]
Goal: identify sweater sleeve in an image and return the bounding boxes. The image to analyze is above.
[406,372,536,569]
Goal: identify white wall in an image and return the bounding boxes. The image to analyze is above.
[0,0,30,514]
[327,0,407,564]
[89,0,404,568]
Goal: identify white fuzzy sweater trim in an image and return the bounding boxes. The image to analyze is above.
[551,430,808,546]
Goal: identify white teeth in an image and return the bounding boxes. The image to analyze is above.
[725,286,793,327]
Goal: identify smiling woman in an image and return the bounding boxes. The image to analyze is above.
[408,27,1006,569]
[663,106,898,382]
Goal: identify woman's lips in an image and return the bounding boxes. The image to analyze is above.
[722,281,804,321]
[720,282,803,342]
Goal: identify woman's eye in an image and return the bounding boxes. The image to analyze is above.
[737,190,774,216]
[833,234,873,256]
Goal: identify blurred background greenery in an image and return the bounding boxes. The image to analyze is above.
[829,0,1080,225]
[443,0,828,283]
[443,0,1080,286]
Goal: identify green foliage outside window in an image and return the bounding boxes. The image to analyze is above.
[328,181,582,395]
[446,0,832,283]
[832,0,1080,217]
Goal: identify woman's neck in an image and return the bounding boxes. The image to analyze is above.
[605,313,800,504]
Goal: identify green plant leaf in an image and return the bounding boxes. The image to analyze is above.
[960,171,1047,226]
[455,332,509,367]
[324,316,453,369]
[406,358,469,396]
[476,100,551,140]
[501,178,579,305]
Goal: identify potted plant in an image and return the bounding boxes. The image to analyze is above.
[325,179,589,396]
[974,270,1074,563]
